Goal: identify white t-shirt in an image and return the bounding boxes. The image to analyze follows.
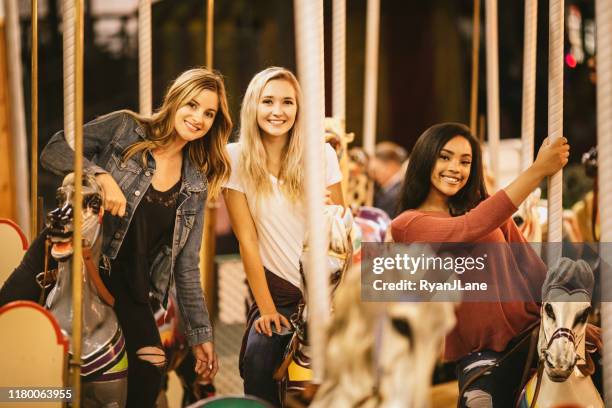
[224,142,342,288]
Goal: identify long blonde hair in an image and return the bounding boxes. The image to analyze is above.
[239,67,304,201]
[122,67,232,199]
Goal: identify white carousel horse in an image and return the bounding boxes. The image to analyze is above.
[311,266,456,408]
[514,189,585,245]
[519,258,602,408]
[44,173,128,407]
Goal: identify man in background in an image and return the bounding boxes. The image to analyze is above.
[369,141,408,218]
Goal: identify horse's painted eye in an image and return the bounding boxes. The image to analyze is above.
[56,189,67,207]
[391,318,412,339]
[545,303,555,320]
[573,306,591,327]
[83,194,102,212]
[513,215,524,227]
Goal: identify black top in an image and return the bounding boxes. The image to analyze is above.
[113,179,181,303]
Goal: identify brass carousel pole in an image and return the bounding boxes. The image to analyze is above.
[69,0,85,404]
[362,0,380,206]
[469,0,480,136]
[200,0,216,316]
[30,0,38,239]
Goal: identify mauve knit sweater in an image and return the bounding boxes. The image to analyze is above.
[391,190,546,361]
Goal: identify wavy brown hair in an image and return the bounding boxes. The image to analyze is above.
[122,67,232,199]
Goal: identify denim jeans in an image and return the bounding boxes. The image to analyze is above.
[242,304,296,407]
[456,337,532,408]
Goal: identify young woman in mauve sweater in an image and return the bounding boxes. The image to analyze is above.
[391,122,569,407]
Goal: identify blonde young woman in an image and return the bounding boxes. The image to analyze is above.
[224,67,343,406]
[0,68,230,407]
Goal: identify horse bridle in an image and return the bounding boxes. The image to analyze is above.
[540,325,583,365]
[527,322,584,408]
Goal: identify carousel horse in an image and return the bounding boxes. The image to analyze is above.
[514,188,544,243]
[275,205,354,405]
[44,172,128,407]
[311,265,456,408]
[519,258,603,408]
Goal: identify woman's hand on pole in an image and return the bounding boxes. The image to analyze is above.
[532,136,570,177]
[255,311,290,337]
[504,137,570,208]
[95,173,127,217]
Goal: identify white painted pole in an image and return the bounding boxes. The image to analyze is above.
[596,0,612,404]
[546,0,564,259]
[332,0,346,121]
[138,0,152,116]
[5,0,30,234]
[521,0,538,171]
[62,0,75,149]
[293,0,329,383]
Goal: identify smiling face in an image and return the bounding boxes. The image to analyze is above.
[256,79,298,140]
[173,89,219,143]
[429,136,472,198]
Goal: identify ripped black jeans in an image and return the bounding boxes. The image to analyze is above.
[456,336,534,408]
[103,264,165,408]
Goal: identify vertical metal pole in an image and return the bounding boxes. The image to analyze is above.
[332,0,346,121]
[138,0,152,116]
[200,0,216,316]
[332,0,349,195]
[521,0,538,171]
[362,0,380,206]
[470,0,481,136]
[362,0,379,157]
[485,0,500,188]
[206,0,214,68]
[294,0,328,383]
[30,0,38,239]
[70,0,84,404]
[596,0,612,404]
[62,0,75,149]
[546,0,564,259]
[5,0,30,234]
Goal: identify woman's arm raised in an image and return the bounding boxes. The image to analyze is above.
[223,188,290,337]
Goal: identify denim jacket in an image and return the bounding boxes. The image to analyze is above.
[40,111,213,346]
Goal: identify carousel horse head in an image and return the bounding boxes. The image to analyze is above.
[582,147,597,179]
[300,204,354,302]
[46,172,104,259]
[312,267,456,408]
[513,188,543,243]
[44,172,127,407]
[539,258,594,382]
